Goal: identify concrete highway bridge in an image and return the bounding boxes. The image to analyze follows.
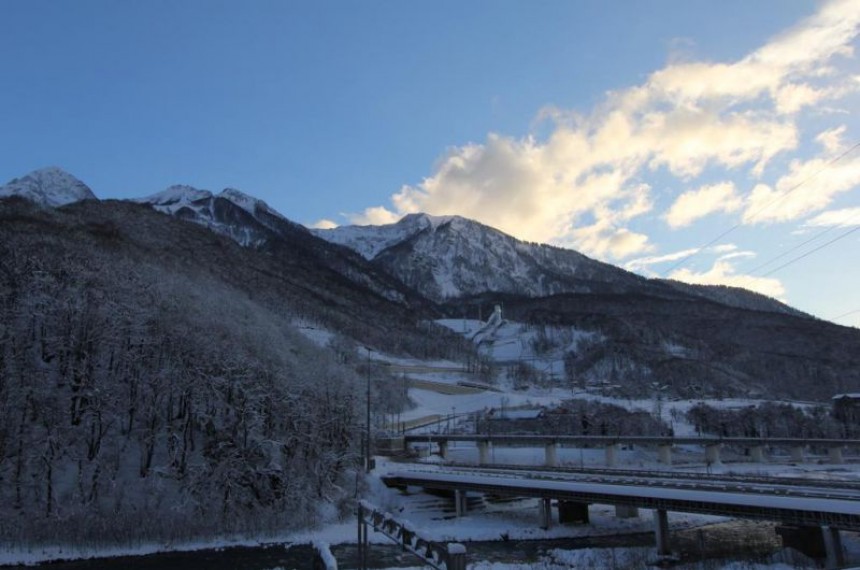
[402,433,860,466]
[383,466,859,567]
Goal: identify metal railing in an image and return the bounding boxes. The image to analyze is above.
[357,500,467,570]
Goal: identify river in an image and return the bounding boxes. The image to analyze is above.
[4,520,812,569]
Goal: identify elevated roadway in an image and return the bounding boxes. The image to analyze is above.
[403,434,860,466]
[383,466,859,565]
[438,462,860,497]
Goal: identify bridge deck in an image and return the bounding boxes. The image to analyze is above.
[383,469,860,531]
[404,434,860,447]
[439,462,860,493]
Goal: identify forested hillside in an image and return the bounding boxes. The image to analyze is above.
[0,197,469,546]
[467,292,860,400]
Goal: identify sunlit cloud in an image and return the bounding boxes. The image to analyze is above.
[743,155,860,224]
[742,124,860,224]
[310,218,339,230]
[711,244,739,254]
[665,182,742,228]
[625,243,753,276]
[624,248,700,274]
[571,224,654,259]
[803,207,860,227]
[349,0,860,263]
[716,250,756,262]
[351,206,401,226]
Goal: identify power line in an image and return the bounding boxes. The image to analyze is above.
[745,141,860,224]
[759,224,860,277]
[662,140,860,277]
[744,210,860,276]
[832,308,860,321]
[662,225,741,277]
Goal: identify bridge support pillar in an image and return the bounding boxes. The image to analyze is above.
[750,445,765,463]
[544,443,558,467]
[605,444,618,467]
[454,490,467,517]
[477,441,490,465]
[653,509,671,557]
[828,446,844,464]
[615,504,639,519]
[558,500,589,524]
[705,444,722,466]
[777,524,838,562]
[791,445,805,463]
[539,498,552,530]
[438,440,448,460]
[658,444,672,466]
[447,545,468,570]
[823,526,845,569]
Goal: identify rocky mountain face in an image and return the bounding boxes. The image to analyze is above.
[0,166,97,206]
[316,214,640,299]
[314,213,804,317]
[136,184,433,310]
[137,184,300,247]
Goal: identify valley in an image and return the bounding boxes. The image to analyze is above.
[2,168,860,568]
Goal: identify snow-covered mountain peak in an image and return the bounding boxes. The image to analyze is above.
[0,167,97,207]
[139,185,213,211]
[134,183,307,248]
[312,212,474,260]
[217,187,285,221]
[397,212,473,232]
[314,211,605,300]
[311,214,422,259]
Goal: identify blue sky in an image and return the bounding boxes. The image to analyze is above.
[1,0,859,326]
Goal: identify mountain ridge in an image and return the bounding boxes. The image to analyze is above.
[1,167,808,319]
[314,213,805,318]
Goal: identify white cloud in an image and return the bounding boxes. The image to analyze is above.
[742,153,860,224]
[742,124,860,224]
[624,243,750,276]
[349,0,860,263]
[624,248,700,275]
[816,125,849,154]
[629,0,860,113]
[664,182,742,228]
[310,218,338,230]
[571,224,654,259]
[803,207,860,227]
[775,83,828,114]
[643,110,797,178]
[669,260,786,299]
[716,250,756,262]
[711,244,739,254]
[350,205,402,226]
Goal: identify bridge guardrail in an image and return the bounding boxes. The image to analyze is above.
[357,500,466,570]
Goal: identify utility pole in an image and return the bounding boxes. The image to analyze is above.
[364,347,373,473]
